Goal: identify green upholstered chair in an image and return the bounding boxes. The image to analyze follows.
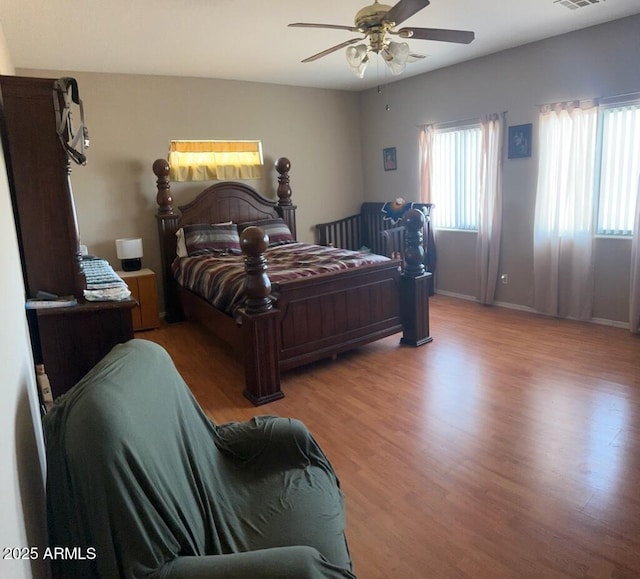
[44,339,355,578]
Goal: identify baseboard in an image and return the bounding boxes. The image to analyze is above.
[434,290,630,330]
[590,317,630,330]
[493,300,537,314]
[433,289,478,302]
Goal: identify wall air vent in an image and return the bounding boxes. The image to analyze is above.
[554,0,604,9]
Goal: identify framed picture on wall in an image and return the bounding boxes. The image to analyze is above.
[508,124,532,159]
[383,147,397,171]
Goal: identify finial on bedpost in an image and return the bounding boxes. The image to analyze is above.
[403,208,426,277]
[275,157,292,207]
[241,227,273,314]
[153,158,174,215]
[274,157,297,240]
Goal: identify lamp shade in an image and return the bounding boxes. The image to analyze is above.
[346,44,369,78]
[383,41,410,75]
[115,238,143,271]
[116,238,143,259]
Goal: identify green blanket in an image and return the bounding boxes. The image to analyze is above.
[45,339,355,578]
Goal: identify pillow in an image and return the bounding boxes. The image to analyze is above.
[182,222,241,256]
[238,218,295,246]
[176,222,233,257]
[176,227,188,257]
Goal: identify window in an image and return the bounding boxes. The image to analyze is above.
[430,123,482,230]
[596,102,640,236]
[168,140,263,182]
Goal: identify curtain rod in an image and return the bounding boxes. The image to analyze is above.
[416,111,507,130]
[416,116,477,130]
[537,91,640,108]
[600,91,640,105]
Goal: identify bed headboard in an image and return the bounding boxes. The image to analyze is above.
[153,157,296,322]
[178,182,280,226]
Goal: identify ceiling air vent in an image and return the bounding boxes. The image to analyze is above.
[554,0,604,9]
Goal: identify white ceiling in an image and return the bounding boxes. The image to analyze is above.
[2,0,639,92]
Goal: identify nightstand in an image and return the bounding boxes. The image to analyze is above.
[117,268,160,331]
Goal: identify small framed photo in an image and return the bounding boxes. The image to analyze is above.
[383,147,397,171]
[508,124,532,159]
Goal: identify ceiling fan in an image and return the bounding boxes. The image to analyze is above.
[289,0,475,78]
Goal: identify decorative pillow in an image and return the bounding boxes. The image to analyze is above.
[182,222,241,256]
[238,218,295,246]
[176,222,234,257]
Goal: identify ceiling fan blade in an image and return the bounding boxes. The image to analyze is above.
[301,38,364,63]
[399,27,475,44]
[384,0,430,27]
[289,23,360,33]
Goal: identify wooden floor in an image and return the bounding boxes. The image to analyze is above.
[140,295,640,579]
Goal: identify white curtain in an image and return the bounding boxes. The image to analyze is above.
[419,124,436,289]
[476,113,505,304]
[418,125,434,204]
[630,175,640,333]
[533,102,598,320]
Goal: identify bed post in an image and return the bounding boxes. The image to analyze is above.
[274,157,298,240]
[399,208,433,346]
[239,227,283,405]
[153,158,184,323]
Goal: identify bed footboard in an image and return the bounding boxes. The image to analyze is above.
[276,261,404,371]
[238,228,405,404]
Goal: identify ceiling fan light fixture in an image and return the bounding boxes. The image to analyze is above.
[383,40,410,75]
[292,0,474,78]
[346,43,370,77]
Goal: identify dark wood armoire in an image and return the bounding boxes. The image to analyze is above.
[0,75,134,399]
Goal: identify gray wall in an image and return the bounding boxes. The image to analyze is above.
[359,15,640,323]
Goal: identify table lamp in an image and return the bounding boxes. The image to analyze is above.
[115,238,143,271]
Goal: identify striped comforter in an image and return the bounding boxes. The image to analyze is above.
[172,242,391,316]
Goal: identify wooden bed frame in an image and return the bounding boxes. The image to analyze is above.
[154,157,432,405]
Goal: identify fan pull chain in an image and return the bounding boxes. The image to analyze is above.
[376,57,391,111]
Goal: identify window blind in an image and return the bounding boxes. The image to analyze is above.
[596,103,640,235]
[431,125,481,230]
